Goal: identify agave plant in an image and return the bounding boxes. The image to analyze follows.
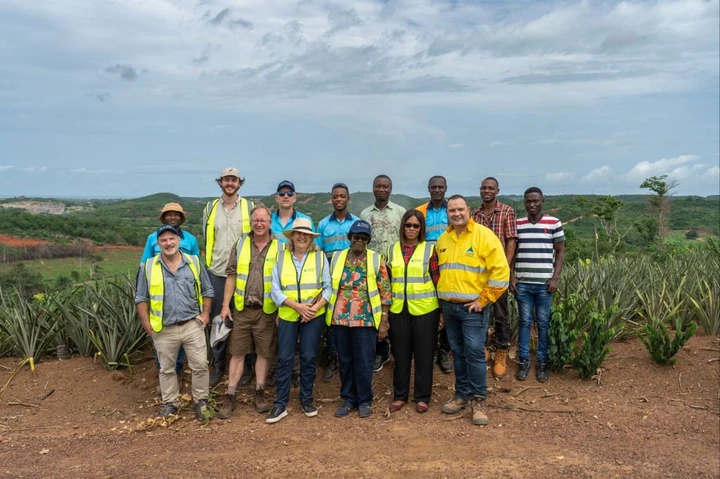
[52,287,97,357]
[687,279,720,336]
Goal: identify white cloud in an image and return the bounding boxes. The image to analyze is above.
[543,172,575,184]
[581,166,612,183]
[449,143,463,148]
[624,154,699,181]
[0,165,15,172]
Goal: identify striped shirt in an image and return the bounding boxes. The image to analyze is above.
[515,214,564,284]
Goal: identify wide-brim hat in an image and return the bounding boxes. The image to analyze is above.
[159,202,187,226]
[210,315,232,348]
[283,217,320,239]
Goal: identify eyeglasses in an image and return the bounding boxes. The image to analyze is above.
[351,234,369,242]
[404,223,421,229]
[277,191,295,197]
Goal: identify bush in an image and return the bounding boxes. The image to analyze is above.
[571,307,618,380]
[685,230,699,240]
[547,295,583,373]
[640,317,698,366]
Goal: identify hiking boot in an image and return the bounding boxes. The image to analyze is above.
[441,397,469,414]
[158,404,178,418]
[217,394,236,420]
[239,365,253,387]
[301,401,318,417]
[322,354,338,383]
[255,389,271,414]
[195,399,211,422]
[265,406,288,424]
[209,368,223,388]
[266,367,277,388]
[437,350,453,374]
[516,360,530,381]
[471,398,489,426]
[335,402,357,418]
[536,362,549,383]
[358,404,372,418]
[493,348,508,379]
[373,354,389,373]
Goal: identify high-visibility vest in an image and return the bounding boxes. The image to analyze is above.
[387,242,439,315]
[233,236,283,314]
[145,253,202,333]
[326,249,383,328]
[277,249,326,321]
[204,197,252,267]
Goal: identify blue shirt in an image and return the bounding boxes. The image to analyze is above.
[271,209,321,247]
[317,212,359,256]
[424,201,448,242]
[140,229,201,264]
[270,250,332,307]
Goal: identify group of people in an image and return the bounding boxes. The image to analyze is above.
[134,167,565,426]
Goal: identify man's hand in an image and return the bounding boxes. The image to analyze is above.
[140,319,154,336]
[220,304,232,322]
[509,276,518,295]
[438,313,444,330]
[199,311,210,326]
[547,277,559,294]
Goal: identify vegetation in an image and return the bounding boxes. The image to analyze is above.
[640,317,698,366]
[571,308,618,380]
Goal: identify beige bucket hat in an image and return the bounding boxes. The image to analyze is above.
[159,202,186,225]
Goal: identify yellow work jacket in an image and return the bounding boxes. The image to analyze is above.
[436,218,509,307]
[387,242,439,316]
[326,249,383,328]
[145,253,202,332]
[234,236,283,314]
[277,249,326,321]
[204,197,252,267]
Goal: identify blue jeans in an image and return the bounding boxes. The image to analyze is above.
[274,315,324,410]
[516,282,554,364]
[334,325,377,407]
[442,302,490,400]
[325,323,337,356]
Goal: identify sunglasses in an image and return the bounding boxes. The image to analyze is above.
[351,234,370,242]
[404,223,421,229]
[277,191,295,197]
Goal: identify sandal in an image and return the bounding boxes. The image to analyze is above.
[415,401,429,413]
[389,401,405,413]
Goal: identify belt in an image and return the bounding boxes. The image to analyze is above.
[245,302,263,310]
[171,319,194,327]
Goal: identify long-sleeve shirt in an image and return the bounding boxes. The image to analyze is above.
[270,250,332,307]
[140,229,200,264]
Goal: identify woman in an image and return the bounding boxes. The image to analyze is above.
[268,217,331,424]
[326,220,392,418]
[386,209,441,413]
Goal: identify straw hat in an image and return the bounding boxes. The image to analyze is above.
[159,203,186,225]
[283,217,320,239]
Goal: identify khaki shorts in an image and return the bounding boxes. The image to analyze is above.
[228,307,277,359]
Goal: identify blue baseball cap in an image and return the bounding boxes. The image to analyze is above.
[156,224,180,237]
[276,180,295,192]
[348,220,372,239]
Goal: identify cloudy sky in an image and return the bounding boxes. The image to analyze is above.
[1,0,718,198]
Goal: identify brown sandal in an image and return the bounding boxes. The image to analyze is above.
[415,402,429,413]
[389,401,405,413]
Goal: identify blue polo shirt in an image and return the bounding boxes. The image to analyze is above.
[424,201,448,242]
[139,229,201,265]
[271,209,321,246]
[317,211,359,255]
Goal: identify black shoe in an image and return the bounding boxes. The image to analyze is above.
[516,360,530,381]
[437,350,453,374]
[301,401,318,417]
[536,362,549,383]
[195,399,211,422]
[358,403,372,418]
[335,402,357,418]
[239,365,254,387]
[159,404,178,418]
[266,367,277,388]
[322,354,338,383]
[373,355,389,373]
[209,368,223,388]
[265,406,288,424]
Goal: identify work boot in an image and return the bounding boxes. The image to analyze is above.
[209,368,223,388]
[441,397,469,414]
[536,362,549,383]
[322,354,338,383]
[239,365,253,387]
[516,360,530,381]
[217,394,236,420]
[255,389,271,414]
[437,350,453,374]
[266,367,277,388]
[493,348,507,379]
[194,399,211,422]
[471,398,489,425]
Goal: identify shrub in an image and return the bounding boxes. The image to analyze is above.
[640,317,698,366]
[547,295,584,373]
[571,307,618,380]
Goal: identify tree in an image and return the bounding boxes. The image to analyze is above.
[576,195,631,257]
[640,175,677,241]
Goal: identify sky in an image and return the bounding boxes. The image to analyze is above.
[0,0,718,199]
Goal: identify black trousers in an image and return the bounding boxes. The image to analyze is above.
[208,272,229,372]
[490,291,511,349]
[389,306,440,403]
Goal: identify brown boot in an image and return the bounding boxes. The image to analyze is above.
[217,394,236,420]
[255,389,271,414]
[471,398,489,426]
[493,348,507,379]
[441,397,469,414]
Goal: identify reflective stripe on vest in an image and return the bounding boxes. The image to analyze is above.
[234,236,283,314]
[388,242,439,316]
[326,249,383,328]
[204,198,252,267]
[277,249,326,321]
[146,253,202,333]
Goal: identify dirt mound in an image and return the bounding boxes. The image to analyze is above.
[0,337,718,478]
[0,234,52,248]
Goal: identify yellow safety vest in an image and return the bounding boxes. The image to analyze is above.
[204,197,252,267]
[326,249,383,328]
[387,242,439,315]
[277,249,326,321]
[145,253,202,333]
[234,236,283,314]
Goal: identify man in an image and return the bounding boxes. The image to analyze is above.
[203,167,254,386]
[140,202,201,393]
[437,195,509,426]
[512,187,565,383]
[135,225,214,421]
[416,175,452,374]
[317,182,360,381]
[271,180,319,244]
[360,174,406,372]
[471,177,517,379]
[217,207,282,418]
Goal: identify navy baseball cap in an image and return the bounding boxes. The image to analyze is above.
[348,220,372,239]
[276,180,295,192]
[156,224,181,237]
